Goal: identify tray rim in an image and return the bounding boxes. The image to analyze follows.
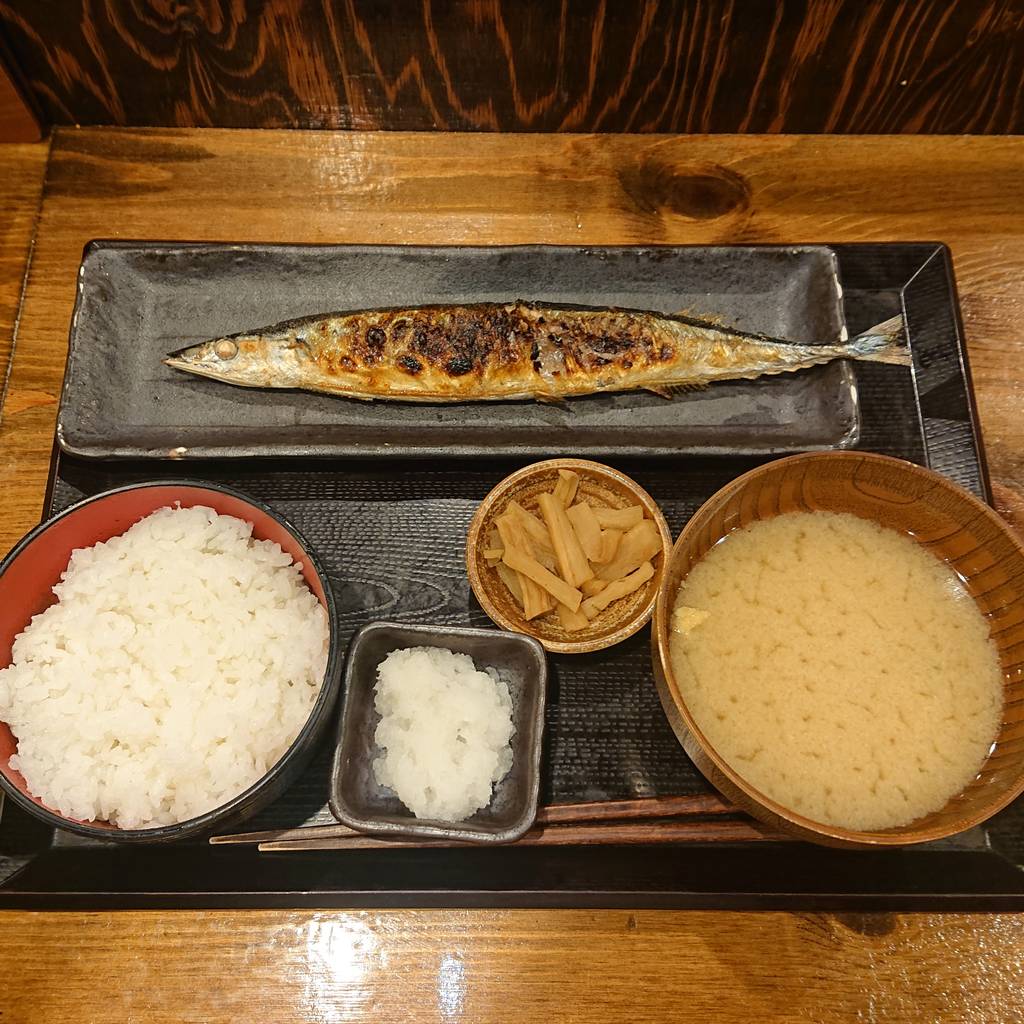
[4,843,1024,912]
[4,239,1015,911]
[55,239,860,460]
[903,243,992,501]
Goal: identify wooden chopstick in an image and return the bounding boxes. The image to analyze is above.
[209,792,735,846]
[537,792,731,824]
[257,817,787,852]
[210,821,358,846]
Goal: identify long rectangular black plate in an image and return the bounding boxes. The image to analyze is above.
[56,242,858,459]
[5,242,1022,910]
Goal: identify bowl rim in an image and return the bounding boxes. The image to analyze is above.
[653,450,1024,848]
[466,457,672,654]
[0,478,343,843]
[328,619,548,843]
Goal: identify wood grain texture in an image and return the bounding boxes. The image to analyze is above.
[2,0,1024,133]
[0,59,39,141]
[0,139,47,408]
[1,909,1024,1022]
[4,129,1024,559]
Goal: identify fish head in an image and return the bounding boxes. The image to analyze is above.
[164,333,308,389]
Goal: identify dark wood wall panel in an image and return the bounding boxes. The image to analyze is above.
[1,0,1022,133]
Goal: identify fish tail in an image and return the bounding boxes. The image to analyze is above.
[843,315,910,366]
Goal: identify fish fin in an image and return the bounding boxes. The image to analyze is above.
[535,391,568,406]
[668,309,737,332]
[844,315,910,366]
[646,382,709,398]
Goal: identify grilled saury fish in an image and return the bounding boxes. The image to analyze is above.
[164,302,908,402]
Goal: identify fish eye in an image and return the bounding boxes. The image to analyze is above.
[213,340,238,360]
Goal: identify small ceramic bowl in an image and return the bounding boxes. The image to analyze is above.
[467,458,671,654]
[329,621,547,844]
[652,450,1024,848]
[0,481,343,843]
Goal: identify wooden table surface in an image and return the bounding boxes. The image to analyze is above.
[0,140,46,390]
[2,129,1024,1020]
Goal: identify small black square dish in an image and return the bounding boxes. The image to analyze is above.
[329,622,547,844]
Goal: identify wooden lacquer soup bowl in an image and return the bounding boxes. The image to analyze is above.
[652,451,1024,848]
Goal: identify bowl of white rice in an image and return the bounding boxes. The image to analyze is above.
[0,481,342,842]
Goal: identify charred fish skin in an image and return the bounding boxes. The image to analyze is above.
[287,303,678,400]
[164,302,908,401]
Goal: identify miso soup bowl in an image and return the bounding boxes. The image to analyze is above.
[0,481,343,843]
[653,451,1024,849]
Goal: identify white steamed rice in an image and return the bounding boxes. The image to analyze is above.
[373,647,514,822]
[0,505,329,829]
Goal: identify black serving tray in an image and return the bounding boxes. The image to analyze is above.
[5,242,1024,911]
